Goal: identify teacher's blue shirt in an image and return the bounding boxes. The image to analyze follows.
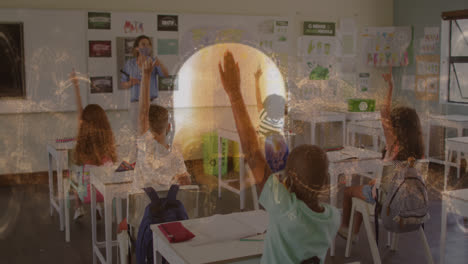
[121,57,164,102]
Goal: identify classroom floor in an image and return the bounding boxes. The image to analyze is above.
[0,164,467,264]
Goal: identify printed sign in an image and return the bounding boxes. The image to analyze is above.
[90,76,113,93]
[89,41,112,57]
[157,15,178,31]
[88,12,111,30]
[158,75,177,91]
[303,22,335,36]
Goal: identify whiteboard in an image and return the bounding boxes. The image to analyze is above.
[0,9,87,113]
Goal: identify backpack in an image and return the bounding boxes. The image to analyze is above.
[375,159,429,237]
[136,185,189,264]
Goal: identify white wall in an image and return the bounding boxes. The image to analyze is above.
[0,0,393,174]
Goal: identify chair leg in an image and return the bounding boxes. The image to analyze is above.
[362,208,381,264]
[386,232,391,247]
[345,202,356,258]
[391,233,398,251]
[419,227,434,264]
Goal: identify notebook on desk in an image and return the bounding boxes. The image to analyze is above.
[189,210,269,246]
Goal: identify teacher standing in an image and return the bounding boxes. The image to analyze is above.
[121,35,169,161]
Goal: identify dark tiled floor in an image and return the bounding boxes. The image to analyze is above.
[0,165,467,264]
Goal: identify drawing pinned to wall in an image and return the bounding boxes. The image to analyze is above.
[123,20,144,33]
[415,55,439,101]
[0,22,25,98]
[158,75,177,91]
[258,20,274,34]
[88,12,111,30]
[361,26,413,67]
[419,26,439,54]
[158,39,178,55]
[298,36,336,57]
[157,15,178,31]
[305,60,331,80]
[89,40,112,57]
[90,76,113,93]
[274,21,288,42]
[358,73,370,92]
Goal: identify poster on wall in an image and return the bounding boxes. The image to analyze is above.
[274,20,288,42]
[297,36,336,57]
[419,26,439,54]
[157,15,178,31]
[358,73,370,92]
[303,21,335,36]
[157,39,178,55]
[158,75,177,91]
[415,55,439,101]
[361,26,412,67]
[90,76,113,93]
[89,40,112,57]
[123,20,144,34]
[0,22,25,98]
[88,12,111,30]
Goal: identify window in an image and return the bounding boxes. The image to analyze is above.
[440,10,468,104]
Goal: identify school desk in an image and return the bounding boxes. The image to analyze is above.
[151,210,268,264]
[47,141,75,239]
[89,166,133,264]
[426,114,468,165]
[440,188,468,264]
[444,136,468,189]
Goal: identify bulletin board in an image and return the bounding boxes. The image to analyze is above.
[0,9,87,113]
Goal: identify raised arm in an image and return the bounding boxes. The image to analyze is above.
[153,56,169,77]
[219,51,271,192]
[254,67,263,113]
[138,57,153,136]
[70,69,83,123]
[380,66,397,157]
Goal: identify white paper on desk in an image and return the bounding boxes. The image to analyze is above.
[190,211,268,246]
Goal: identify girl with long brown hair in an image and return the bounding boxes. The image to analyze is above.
[70,70,117,219]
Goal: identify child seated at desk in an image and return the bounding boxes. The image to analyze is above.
[219,51,340,264]
[70,70,118,220]
[338,67,425,241]
[134,57,191,187]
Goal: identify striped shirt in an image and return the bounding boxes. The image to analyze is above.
[257,109,284,137]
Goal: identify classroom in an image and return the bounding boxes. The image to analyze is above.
[0,0,467,263]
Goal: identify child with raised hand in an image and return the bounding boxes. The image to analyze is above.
[339,66,425,241]
[254,66,286,137]
[219,51,340,264]
[70,70,117,220]
[135,57,191,187]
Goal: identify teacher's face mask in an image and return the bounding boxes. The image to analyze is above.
[139,47,151,57]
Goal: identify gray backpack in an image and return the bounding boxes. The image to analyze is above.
[379,161,430,233]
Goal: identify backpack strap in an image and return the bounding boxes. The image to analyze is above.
[143,187,160,203]
[166,185,179,201]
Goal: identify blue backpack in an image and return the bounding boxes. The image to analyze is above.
[136,185,189,264]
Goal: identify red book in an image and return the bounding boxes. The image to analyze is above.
[158,222,195,243]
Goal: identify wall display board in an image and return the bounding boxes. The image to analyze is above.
[361,26,413,67]
[0,9,87,113]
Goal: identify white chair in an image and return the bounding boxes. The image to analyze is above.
[344,160,434,264]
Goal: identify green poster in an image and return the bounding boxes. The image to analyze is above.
[303,21,335,36]
[158,75,177,91]
[157,39,178,55]
[88,12,111,30]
